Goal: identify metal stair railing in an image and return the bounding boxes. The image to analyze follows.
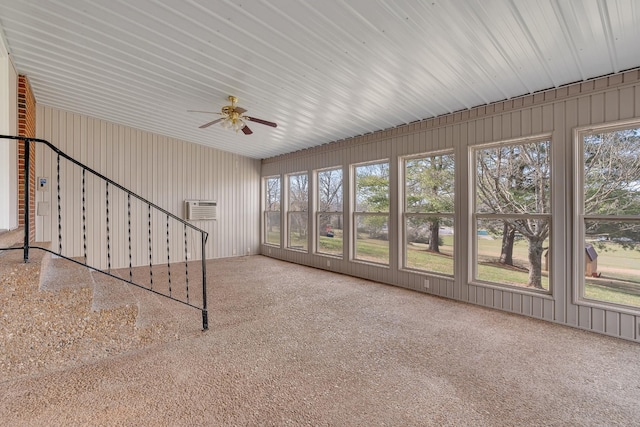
[0,135,209,330]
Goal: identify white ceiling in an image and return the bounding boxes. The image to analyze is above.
[1,1,639,159]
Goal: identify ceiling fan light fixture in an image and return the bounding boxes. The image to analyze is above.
[234,119,245,132]
[190,95,276,135]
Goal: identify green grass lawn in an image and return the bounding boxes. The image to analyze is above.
[585,282,640,307]
[270,229,640,307]
[266,229,280,246]
[405,235,454,275]
[355,236,389,264]
[318,233,343,255]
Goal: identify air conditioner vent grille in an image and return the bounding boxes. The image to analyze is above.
[185,200,217,220]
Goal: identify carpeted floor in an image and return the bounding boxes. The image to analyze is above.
[1,254,639,426]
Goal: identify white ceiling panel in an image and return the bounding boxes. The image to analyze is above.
[1,0,639,159]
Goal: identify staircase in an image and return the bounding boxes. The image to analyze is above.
[0,241,201,382]
[0,135,209,331]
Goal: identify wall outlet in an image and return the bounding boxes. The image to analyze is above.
[327,260,331,267]
[424,279,430,289]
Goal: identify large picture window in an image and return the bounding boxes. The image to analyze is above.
[472,138,551,291]
[316,167,343,257]
[403,152,455,276]
[287,172,309,251]
[577,122,640,310]
[264,176,281,246]
[353,161,389,265]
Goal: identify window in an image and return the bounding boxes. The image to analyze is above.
[577,122,640,310]
[472,138,551,291]
[353,161,389,265]
[264,176,281,246]
[287,173,309,251]
[316,167,343,257]
[403,152,455,276]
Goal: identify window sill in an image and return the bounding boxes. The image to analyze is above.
[400,267,453,281]
[352,259,391,269]
[469,280,553,300]
[314,252,344,260]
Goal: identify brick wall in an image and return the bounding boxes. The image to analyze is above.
[17,75,36,242]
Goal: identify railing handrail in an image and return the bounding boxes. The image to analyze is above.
[1,134,209,330]
[0,135,208,237]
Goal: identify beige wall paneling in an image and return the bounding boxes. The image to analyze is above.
[605,311,620,337]
[454,121,469,303]
[564,97,580,327]
[591,308,606,334]
[36,105,260,269]
[619,313,636,341]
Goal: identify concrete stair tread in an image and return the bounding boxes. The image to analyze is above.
[0,228,25,248]
[128,286,198,330]
[39,254,93,292]
[90,270,135,311]
[31,250,202,336]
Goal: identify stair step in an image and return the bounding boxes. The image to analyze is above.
[90,270,136,312]
[0,228,25,249]
[33,250,201,335]
[39,254,93,292]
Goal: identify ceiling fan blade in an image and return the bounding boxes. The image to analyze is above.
[234,107,247,114]
[245,116,277,128]
[199,118,223,129]
[241,125,253,135]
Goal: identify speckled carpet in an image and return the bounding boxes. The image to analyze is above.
[1,250,639,426]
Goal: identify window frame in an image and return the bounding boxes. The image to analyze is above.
[263,175,282,247]
[401,149,455,278]
[286,171,309,252]
[470,135,553,294]
[352,159,390,266]
[315,166,344,258]
[574,119,640,314]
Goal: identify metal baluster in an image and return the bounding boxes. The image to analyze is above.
[184,224,189,303]
[148,203,153,290]
[166,214,171,297]
[128,194,132,283]
[23,139,30,262]
[106,182,110,272]
[201,232,208,330]
[82,169,87,264]
[57,154,62,255]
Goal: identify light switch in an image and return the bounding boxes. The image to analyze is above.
[38,177,49,192]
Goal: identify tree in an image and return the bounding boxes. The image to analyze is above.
[476,142,550,289]
[355,163,389,238]
[318,169,343,212]
[318,168,343,234]
[583,128,640,250]
[265,177,281,234]
[499,221,516,265]
[288,174,308,240]
[405,154,455,253]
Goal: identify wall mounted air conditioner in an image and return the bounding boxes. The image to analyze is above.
[184,200,217,220]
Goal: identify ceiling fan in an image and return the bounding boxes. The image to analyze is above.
[188,95,277,135]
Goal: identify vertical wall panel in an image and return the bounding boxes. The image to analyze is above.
[619,87,635,120]
[591,308,606,334]
[36,106,261,269]
[605,311,620,337]
[619,314,636,341]
[578,305,592,330]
